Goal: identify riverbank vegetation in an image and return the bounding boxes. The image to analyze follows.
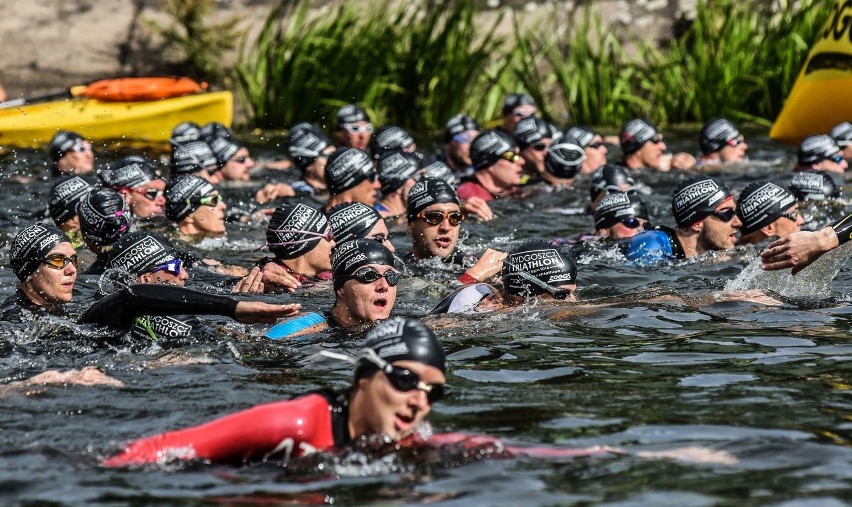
[234,0,829,131]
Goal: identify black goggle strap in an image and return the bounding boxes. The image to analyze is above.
[504,260,570,300]
[320,349,433,393]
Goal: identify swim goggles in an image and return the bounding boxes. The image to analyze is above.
[503,260,572,300]
[830,154,844,164]
[344,267,402,287]
[586,141,605,149]
[118,186,162,201]
[621,217,651,230]
[727,137,745,147]
[188,193,223,207]
[531,142,548,152]
[42,253,78,270]
[501,150,521,163]
[231,155,249,164]
[781,210,800,222]
[149,258,183,277]
[416,210,465,226]
[648,135,664,144]
[258,227,334,250]
[341,123,374,134]
[452,132,473,144]
[709,208,737,222]
[69,140,93,153]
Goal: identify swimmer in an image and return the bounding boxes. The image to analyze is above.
[736,181,803,246]
[328,201,396,252]
[47,176,93,248]
[255,123,330,203]
[105,317,444,466]
[323,147,382,211]
[170,140,223,185]
[439,114,480,177]
[499,92,537,134]
[627,175,741,264]
[374,150,419,218]
[208,136,256,182]
[795,134,848,173]
[370,125,418,160]
[253,203,335,293]
[101,156,167,220]
[456,130,524,201]
[788,170,841,201]
[170,121,202,146]
[513,116,554,182]
[593,192,651,240]
[48,131,95,177]
[164,175,226,239]
[588,163,636,212]
[0,224,298,326]
[761,212,852,274]
[402,178,506,283]
[335,104,373,151]
[829,121,852,161]
[697,118,748,166]
[535,142,586,190]
[619,118,696,171]
[266,239,398,338]
[78,188,133,275]
[200,122,236,144]
[563,125,608,174]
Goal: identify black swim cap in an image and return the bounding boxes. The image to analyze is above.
[336,104,371,127]
[444,114,480,142]
[620,118,658,155]
[331,238,396,290]
[266,202,330,260]
[589,163,635,201]
[418,161,457,187]
[501,240,577,298]
[324,147,375,195]
[49,176,94,225]
[377,151,419,194]
[798,134,841,165]
[830,121,852,147]
[789,170,841,201]
[699,118,740,155]
[370,125,415,159]
[563,125,595,148]
[101,155,160,189]
[49,131,85,162]
[327,201,383,245]
[200,122,235,144]
[513,116,550,150]
[10,224,71,281]
[108,232,178,275]
[545,142,585,179]
[502,93,536,116]
[594,192,650,230]
[170,121,201,146]
[407,178,460,220]
[355,316,446,380]
[737,181,797,236]
[165,175,216,222]
[672,175,731,228]
[208,137,242,167]
[470,130,516,170]
[286,123,331,169]
[78,188,132,246]
[171,141,218,176]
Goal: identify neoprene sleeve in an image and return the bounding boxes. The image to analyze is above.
[832,214,852,245]
[78,285,238,328]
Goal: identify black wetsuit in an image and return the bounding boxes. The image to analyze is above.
[0,289,67,323]
[400,247,468,268]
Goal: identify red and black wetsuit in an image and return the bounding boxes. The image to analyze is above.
[104,390,351,466]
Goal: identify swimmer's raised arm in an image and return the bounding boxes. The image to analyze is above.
[761,213,850,274]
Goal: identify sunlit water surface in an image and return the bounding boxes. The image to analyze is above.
[1,130,851,506]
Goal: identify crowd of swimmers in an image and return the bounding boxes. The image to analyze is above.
[3,93,852,466]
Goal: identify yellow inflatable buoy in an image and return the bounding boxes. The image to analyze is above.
[770,0,852,145]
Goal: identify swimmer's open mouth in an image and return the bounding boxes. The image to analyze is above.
[373,298,388,308]
[435,236,451,248]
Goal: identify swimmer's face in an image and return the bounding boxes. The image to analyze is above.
[603,217,649,239]
[635,135,666,169]
[57,141,95,175]
[121,179,166,220]
[489,149,524,189]
[814,154,849,174]
[139,263,189,287]
[309,146,335,179]
[447,129,478,167]
[583,135,607,174]
[58,215,81,233]
[840,144,852,161]
[337,121,373,151]
[23,242,77,307]
[718,136,748,163]
[367,220,395,252]
[506,283,577,305]
[347,177,381,206]
[697,199,742,252]
[335,263,398,324]
[198,166,224,185]
[521,137,552,174]
[305,235,335,273]
[186,191,226,235]
[356,360,445,440]
[408,203,461,260]
[220,147,255,181]
[503,105,537,132]
[772,204,804,239]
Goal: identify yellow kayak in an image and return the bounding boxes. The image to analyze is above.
[770,0,852,144]
[0,91,233,148]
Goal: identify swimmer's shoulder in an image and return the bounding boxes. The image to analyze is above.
[265,312,328,340]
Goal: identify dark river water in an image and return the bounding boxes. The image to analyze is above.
[1,129,851,506]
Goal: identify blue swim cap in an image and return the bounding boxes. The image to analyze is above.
[626,230,674,265]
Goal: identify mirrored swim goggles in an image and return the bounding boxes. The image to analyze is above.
[187,193,223,207]
[341,123,375,134]
[42,253,79,270]
[149,258,183,276]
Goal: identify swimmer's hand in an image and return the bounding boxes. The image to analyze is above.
[636,446,738,465]
[463,248,507,282]
[461,197,493,221]
[232,267,265,294]
[255,182,295,204]
[234,301,300,324]
[760,226,838,274]
[260,262,301,293]
[670,152,697,170]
